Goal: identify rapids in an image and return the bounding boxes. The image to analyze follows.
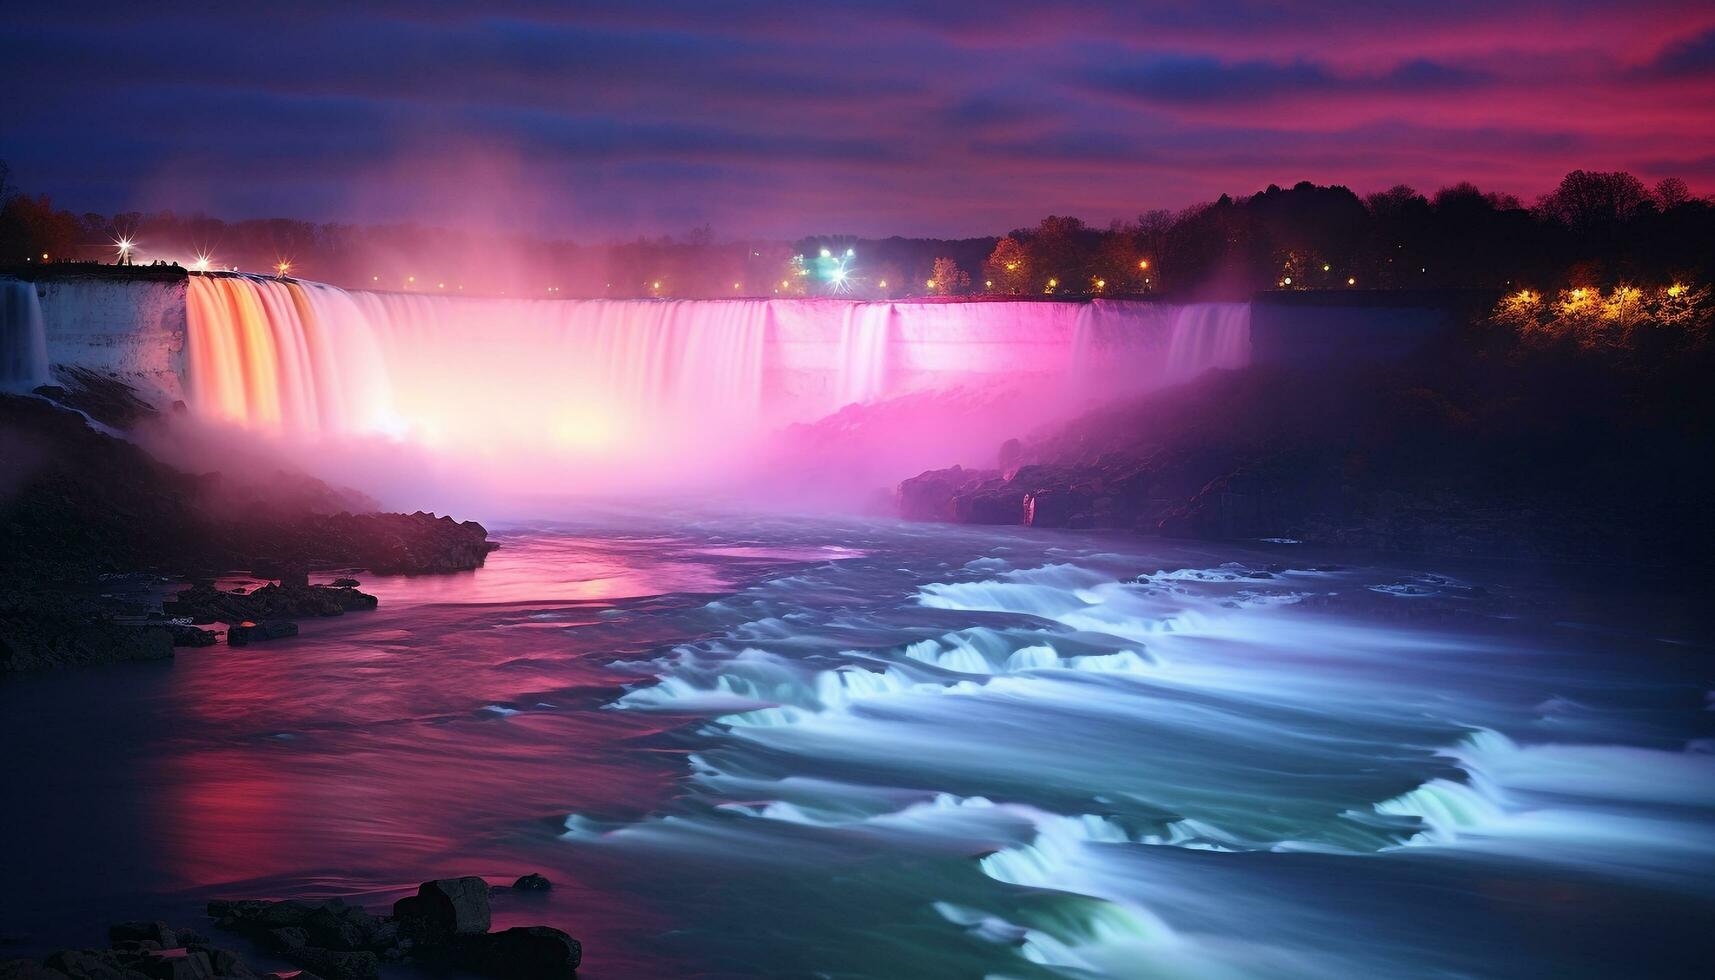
[1,514,1710,978]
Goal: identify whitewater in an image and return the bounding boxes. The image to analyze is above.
[3,513,1708,978]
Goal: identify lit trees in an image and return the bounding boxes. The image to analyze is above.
[982,237,1030,294]
[927,257,969,296]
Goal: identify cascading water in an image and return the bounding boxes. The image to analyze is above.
[180,276,1254,494]
[0,279,50,391]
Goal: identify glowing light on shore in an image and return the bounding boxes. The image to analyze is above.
[276,260,292,278]
[878,279,888,288]
[1138,259,1150,270]
[1347,277,1356,286]
[114,237,134,262]
[192,252,212,272]
[1667,283,1687,297]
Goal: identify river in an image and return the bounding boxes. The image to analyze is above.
[3,512,1712,978]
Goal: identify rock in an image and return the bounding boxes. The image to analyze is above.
[253,902,317,929]
[329,579,359,588]
[282,949,376,980]
[129,949,214,980]
[408,878,490,939]
[897,466,997,521]
[226,622,298,647]
[451,927,581,980]
[107,923,175,948]
[263,929,307,953]
[953,487,1027,525]
[277,565,309,590]
[511,873,552,891]
[168,626,217,648]
[41,950,139,980]
[299,907,380,952]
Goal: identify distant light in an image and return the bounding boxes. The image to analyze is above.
[652,281,662,290]
[985,280,993,288]
[1047,277,1058,288]
[41,252,49,262]
[830,269,846,283]
[820,248,832,258]
[733,282,742,289]
[1138,259,1149,270]
[276,261,291,277]
[845,248,854,257]
[1005,263,1018,271]
[1322,264,1330,272]
[1347,277,1356,286]
[878,279,888,288]
[1282,276,1292,286]
[407,276,416,283]
[782,280,791,288]
[438,282,446,289]
[926,279,936,288]
[191,252,211,272]
[1668,283,1687,297]
[1094,278,1106,289]
[372,275,380,282]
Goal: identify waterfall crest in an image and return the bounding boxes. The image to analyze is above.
[182,276,1253,471]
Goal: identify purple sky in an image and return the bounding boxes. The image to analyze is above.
[5,1,1714,239]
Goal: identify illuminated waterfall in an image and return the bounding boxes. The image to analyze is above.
[182,276,1251,467]
[0,279,50,391]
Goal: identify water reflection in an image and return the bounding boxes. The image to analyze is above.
[1,515,1711,979]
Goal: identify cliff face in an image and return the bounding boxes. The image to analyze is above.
[896,330,1715,565]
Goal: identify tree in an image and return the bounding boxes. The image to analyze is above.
[1655,177,1693,210]
[1536,170,1651,230]
[982,236,1029,294]
[927,257,969,295]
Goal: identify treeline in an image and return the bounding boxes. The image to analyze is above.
[2,161,1710,299]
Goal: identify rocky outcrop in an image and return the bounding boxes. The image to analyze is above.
[0,393,498,671]
[199,878,581,980]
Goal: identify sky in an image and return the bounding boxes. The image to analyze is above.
[4,1,1714,239]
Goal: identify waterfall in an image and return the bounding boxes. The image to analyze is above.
[1,279,50,391]
[181,277,1253,467]
[1163,303,1251,382]
[837,304,892,406]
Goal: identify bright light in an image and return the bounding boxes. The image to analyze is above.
[926,279,936,288]
[1005,263,1018,271]
[878,279,888,288]
[1094,278,1106,289]
[1138,259,1149,270]
[1322,264,1330,272]
[1668,283,1687,297]
[1048,277,1059,288]
[438,282,446,289]
[830,269,846,283]
[372,275,380,282]
[191,252,212,272]
[114,237,134,260]
[1347,277,1356,286]
[276,261,292,277]
[781,280,790,288]
[733,282,741,290]
[652,281,662,290]
[407,276,416,283]
[1282,276,1292,286]
[845,248,854,257]
[985,280,993,288]
[820,248,832,258]
[40,252,49,262]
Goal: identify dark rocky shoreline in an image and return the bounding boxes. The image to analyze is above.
[0,392,498,672]
[0,876,580,979]
[894,324,1715,567]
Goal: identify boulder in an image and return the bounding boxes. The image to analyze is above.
[451,927,581,980]
[401,878,490,940]
[511,873,551,891]
[282,948,375,980]
[107,923,174,948]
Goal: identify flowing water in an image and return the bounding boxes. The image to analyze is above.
[3,514,1711,978]
[0,279,49,391]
